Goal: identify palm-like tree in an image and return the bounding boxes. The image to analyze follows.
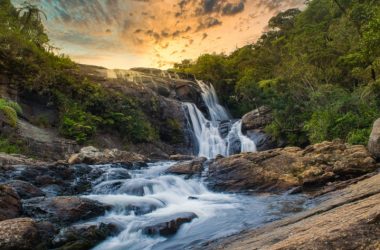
[17,1,48,47]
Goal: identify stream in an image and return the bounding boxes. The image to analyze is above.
[84,80,313,249]
[85,161,312,250]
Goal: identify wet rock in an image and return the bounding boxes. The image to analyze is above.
[0,218,42,250]
[207,140,377,192]
[368,118,380,159]
[206,173,380,250]
[52,222,119,250]
[241,106,277,151]
[142,212,198,237]
[246,130,277,152]
[241,106,272,132]
[169,154,196,161]
[68,146,148,165]
[95,168,131,184]
[0,184,22,221]
[22,196,109,226]
[166,157,207,176]
[6,180,45,199]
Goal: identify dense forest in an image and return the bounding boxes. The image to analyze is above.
[174,0,380,146]
[0,0,158,150]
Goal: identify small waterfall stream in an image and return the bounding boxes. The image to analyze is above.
[86,79,311,250]
[184,80,256,159]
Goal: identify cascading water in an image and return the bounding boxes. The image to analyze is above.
[84,78,313,250]
[184,80,257,159]
[86,162,311,250]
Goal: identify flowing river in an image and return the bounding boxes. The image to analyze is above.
[85,81,313,249]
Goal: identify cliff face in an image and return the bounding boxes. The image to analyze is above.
[0,65,206,160]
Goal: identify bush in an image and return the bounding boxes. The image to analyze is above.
[59,106,100,144]
[0,98,22,127]
[0,136,23,154]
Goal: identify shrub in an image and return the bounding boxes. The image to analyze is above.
[0,136,23,154]
[0,98,22,127]
[59,106,100,144]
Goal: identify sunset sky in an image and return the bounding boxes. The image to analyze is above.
[12,0,305,69]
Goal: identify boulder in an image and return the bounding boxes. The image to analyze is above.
[169,154,196,161]
[205,173,380,250]
[0,184,22,221]
[241,106,277,151]
[166,157,207,176]
[22,196,109,226]
[207,140,377,192]
[142,212,198,237]
[6,180,45,199]
[0,152,46,166]
[368,118,380,159]
[241,106,272,132]
[0,218,42,250]
[67,146,148,165]
[52,222,119,250]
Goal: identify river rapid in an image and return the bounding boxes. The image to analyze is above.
[85,161,312,250]
[84,80,313,249]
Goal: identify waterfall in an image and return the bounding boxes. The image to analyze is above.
[184,81,257,159]
[196,80,230,122]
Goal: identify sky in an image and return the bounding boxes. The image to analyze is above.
[13,0,305,69]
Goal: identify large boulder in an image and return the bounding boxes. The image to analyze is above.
[67,146,148,165]
[22,196,109,226]
[368,118,380,159]
[207,140,377,192]
[0,218,42,250]
[0,184,22,221]
[166,157,207,176]
[241,106,277,151]
[52,222,119,250]
[241,106,272,132]
[142,212,198,237]
[6,180,45,199]
[205,173,380,250]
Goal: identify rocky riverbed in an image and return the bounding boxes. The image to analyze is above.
[0,138,378,250]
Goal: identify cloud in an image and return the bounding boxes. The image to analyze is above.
[11,0,305,68]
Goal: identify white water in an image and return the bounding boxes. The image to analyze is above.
[86,162,311,250]
[184,80,256,159]
[81,79,313,250]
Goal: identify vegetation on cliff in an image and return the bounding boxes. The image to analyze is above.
[0,0,158,145]
[174,0,380,146]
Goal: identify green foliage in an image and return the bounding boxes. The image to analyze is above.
[0,136,23,154]
[0,98,22,127]
[174,0,380,146]
[0,1,158,145]
[59,106,100,144]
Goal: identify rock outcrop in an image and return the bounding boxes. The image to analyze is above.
[205,173,380,250]
[0,184,22,221]
[0,152,46,166]
[142,212,198,237]
[241,106,277,151]
[368,118,380,159]
[22,196,109,226]
[52,222,119,250]
[241,106,273,132]
[6,180,45,199]
[207,140,377,192]
[67,146,148,165]
[166,157,207,176]
[0,218,42,250]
